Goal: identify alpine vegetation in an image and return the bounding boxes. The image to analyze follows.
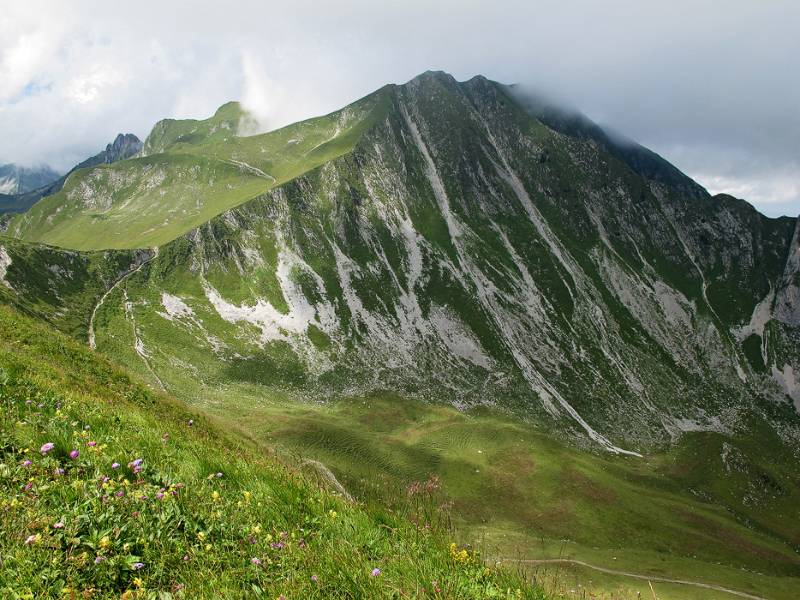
[1,70,799,600]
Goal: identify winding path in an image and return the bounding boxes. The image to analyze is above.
[496,558,768,600]
[88,247,159,350]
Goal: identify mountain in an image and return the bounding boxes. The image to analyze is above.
[3,71,799,448]
[1,71,799,597]
[6,97,388,248]
[0,163,60,195]
[0,133,142,216]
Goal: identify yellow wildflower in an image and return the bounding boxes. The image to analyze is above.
[133,578,143,589]
[211,491,220,502]
[243,491,252,503]
[99,536,111,550]
[197,531,206,542]
[328,510,338,519]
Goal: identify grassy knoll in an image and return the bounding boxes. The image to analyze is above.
[0,304,545,599]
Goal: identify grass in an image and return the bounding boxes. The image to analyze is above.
[0,304,547,599]
[8,90,392,251]
[170,394,800,600]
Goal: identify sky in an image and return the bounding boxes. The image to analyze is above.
[1,1,798,217]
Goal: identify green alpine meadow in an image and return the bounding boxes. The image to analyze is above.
[1,67,798,600]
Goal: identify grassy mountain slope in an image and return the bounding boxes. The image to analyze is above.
[2,71,799,599]
[0,303,545,599]
[0,237,144,338]
[8,92,392,250]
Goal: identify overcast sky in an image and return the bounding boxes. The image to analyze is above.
[1,1,798,216]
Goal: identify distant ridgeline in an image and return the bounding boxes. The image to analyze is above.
[0,134,142,216]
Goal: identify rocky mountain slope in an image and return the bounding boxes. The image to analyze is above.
[3,72,797,456]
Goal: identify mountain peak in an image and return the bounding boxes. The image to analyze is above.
[104,133,142,163]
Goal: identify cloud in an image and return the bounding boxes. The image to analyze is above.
[0,0,798,216]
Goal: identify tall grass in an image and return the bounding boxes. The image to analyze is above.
[0,305,547,599]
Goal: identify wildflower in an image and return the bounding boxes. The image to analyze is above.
[69,449,79,460]
[188,419,194,427]
[22,459,32,467]
[111,462,120,469]
[116,490,125,497]
[243,491,252,503]
[370,568,381,577]
[205,543,212,552]
[53,522,65,529]
[155,492,165,500]
[99,536,111,549]
[132,562,145,570]
[130,458,143,468]
[54,467,65,476]
[133,577,144,588]
[24,534,38,545]
[251,557,262,565]
[311,575,318,583]
[211,491,220,502]
[94,556,106,565]
[182,555,189,561]
[87,441,97,447]
[216,472,223,478]
[197,532,206,542]
[40,442,55,455]
[328,510,337,519]
[432,581,441,593]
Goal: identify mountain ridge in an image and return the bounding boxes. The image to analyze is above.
[1,72,798,453]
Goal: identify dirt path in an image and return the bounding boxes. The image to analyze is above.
[88,247,159,350]
[122,289,166,392]
[497,558,768,600]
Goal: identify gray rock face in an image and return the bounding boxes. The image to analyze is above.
[102,133,143,164]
